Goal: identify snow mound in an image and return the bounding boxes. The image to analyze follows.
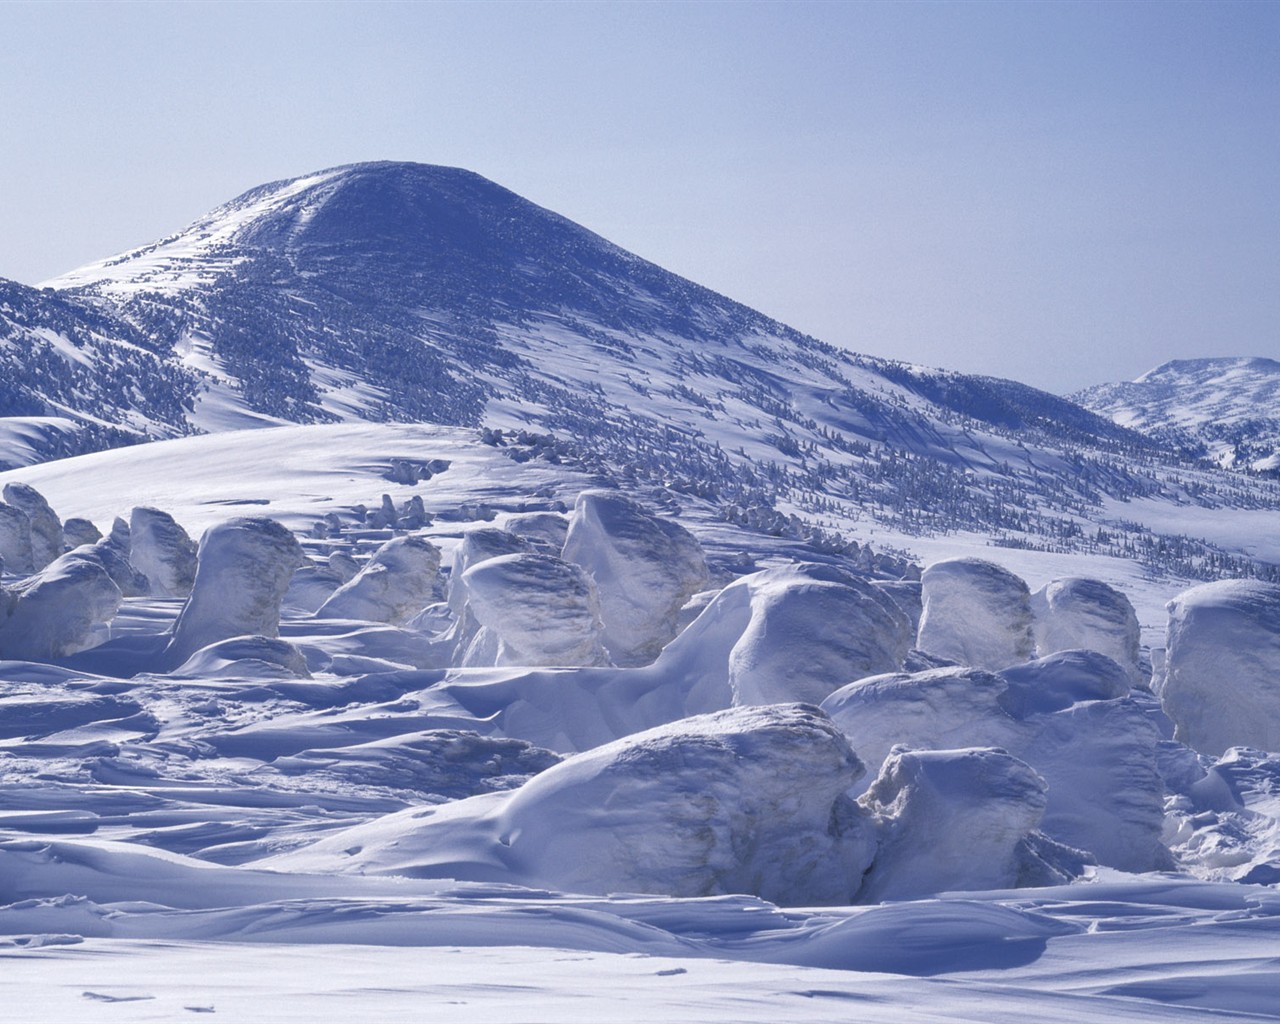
[316,535,441,625]
[128,506,197,598]
[1032,576,1143,685]
[1160,579,1280,756]
[172,635,312,679]
[658,562,911,708]
[822,652,1170,871]
[0,550,122,660]
[268,704,877,905]
[166,517,305,664]
[460,552,609,667]
[917,558,1034,670]
[2,482,62,570]
[562,490,709,666]
[857,747,1077,901]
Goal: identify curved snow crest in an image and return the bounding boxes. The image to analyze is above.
[658,562,912,709]
[857,747,1080,902]
[1160,579,1280,756]
[266,703,877,906]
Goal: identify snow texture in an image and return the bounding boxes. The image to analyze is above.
[562,489,709,666]
[316,535,441,625]
[1033,576,1144,685]
[2,482,63,570]
[822,652,1169,871]
[1160,579,1280,756]
[127,506,197,598]
[0,549,121,660]
[0,501,35,575]
[166,516,305,664]
[460,552,609,667]
[270,704,877,905]
[857,747,1075,901]
[917,557,1035,670]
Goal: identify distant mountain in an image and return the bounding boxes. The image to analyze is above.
[1075,358,1280,473]
[2,161,1275,582]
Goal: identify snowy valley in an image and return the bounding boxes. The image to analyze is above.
[2,164,1280,1021]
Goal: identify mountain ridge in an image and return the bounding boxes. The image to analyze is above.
[2,161,1277,584]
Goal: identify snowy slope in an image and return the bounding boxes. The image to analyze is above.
[0,278,200,466]
[3,161,1267,585]
[1076,357,1280,472]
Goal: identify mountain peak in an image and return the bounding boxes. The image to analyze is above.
[1135,356,1280,384]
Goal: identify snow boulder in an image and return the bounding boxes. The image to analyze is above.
[822,652,1170,872]
[656,563,912,710]
[917,558,1035,670]
[268,704,878,905]
[562,490,709,666]
[857,747,1079,901]
[2,482,62,571]
[460,553,609,667]
[1033,577,1143,685]
[1160,580,1280,756]
[62,517,102,550]
[316,535,442,625]
[447,527,532,615]
[0,550,122,661]
[128,507,197,598]
[0,503,34,576]
[503,511,569,552]
[166,517,305,664]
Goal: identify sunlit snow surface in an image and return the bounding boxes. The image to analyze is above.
[2,424,1280,1022]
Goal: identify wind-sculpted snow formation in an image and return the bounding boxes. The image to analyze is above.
[1032,576,1144,685]
[917,558,1035,670]
[268,704,879,905]
[315,535,441,625]
[856,747,1082,901]
[0,548,121,660]
[460,553,609,668]
[562,489,709,666]
[1159,579,1280,755]
[2,432,1280,1019]
[166,516,305,664]
[127,506,197,598]
[822,653,1170,872]
[2,482,62,570]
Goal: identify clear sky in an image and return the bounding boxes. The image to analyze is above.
[2,0,1277,393]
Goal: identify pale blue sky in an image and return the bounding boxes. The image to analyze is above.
[2,1,1276,392]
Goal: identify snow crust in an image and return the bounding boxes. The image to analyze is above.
[1032,575,1144,685]
[316,535,441,625]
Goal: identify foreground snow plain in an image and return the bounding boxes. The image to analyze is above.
[2,423,1280,1023]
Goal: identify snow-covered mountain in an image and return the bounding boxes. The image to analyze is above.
[1075,357,1280,473]
[4,161,1276,585]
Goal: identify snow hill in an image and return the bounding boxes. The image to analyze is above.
[0,160,1269,590]
[1076,357,1280,473]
